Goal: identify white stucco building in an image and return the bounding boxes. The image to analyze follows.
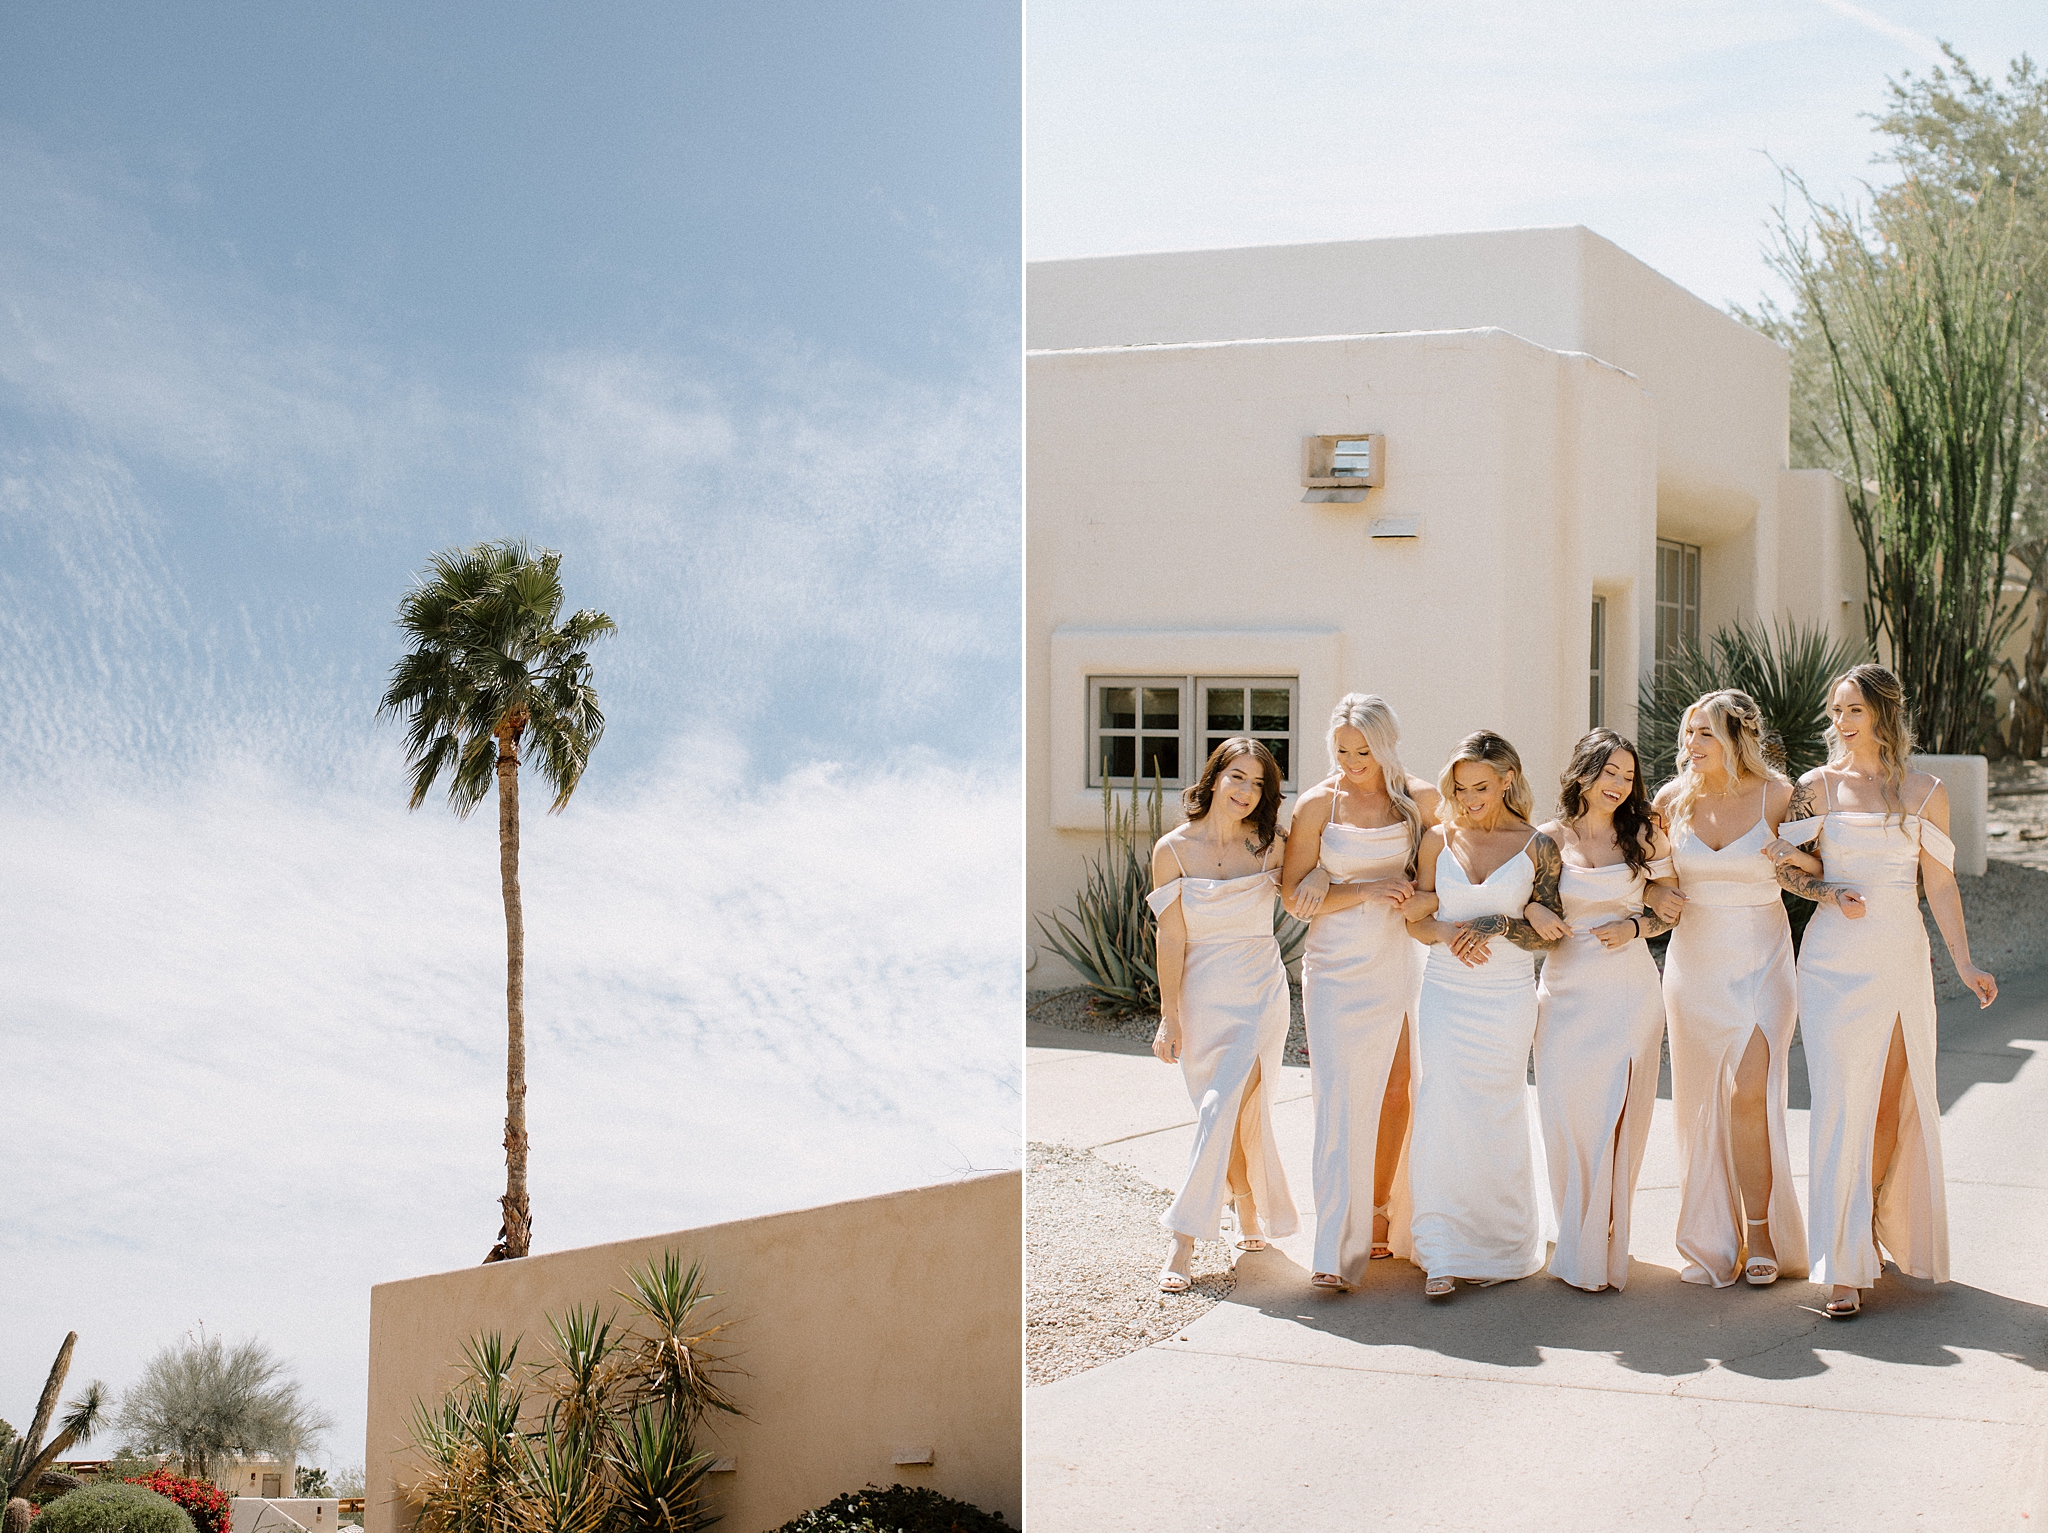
[1026,226,1871,984]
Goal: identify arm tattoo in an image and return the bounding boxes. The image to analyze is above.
[1633,909,1676,940]
[1464,834,1564,952]
[1784,779,1821,822]
[1775,860,1852,906]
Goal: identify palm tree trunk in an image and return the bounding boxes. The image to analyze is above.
[492,717,531,1261]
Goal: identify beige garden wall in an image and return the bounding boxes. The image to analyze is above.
[363,1173,1020,1533]
[1026,325,1654,986]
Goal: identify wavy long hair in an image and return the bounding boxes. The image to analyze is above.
[1824,663,1915,825]
[1325,692,1425,878]
[1557,728,1657,877]
[1182,736,1283,853]
[1437,730,1534,827]
[1668,689,1786,835]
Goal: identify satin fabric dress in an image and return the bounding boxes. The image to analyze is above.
[1534,855,1673,1290]
[1664,816,1809,1287]
[1786,781,1955,1287]
[1146,848,1301,1242]
[1302,819,1424,1285]
[1409,839,1553,1282]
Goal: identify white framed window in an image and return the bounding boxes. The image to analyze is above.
[1589,596,1607,728]
[1655,538,1700,669]
[1086,675,1297,790]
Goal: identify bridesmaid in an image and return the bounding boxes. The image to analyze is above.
[1778,665,1997,1319]
[1148,736,1303,1292]
[1405,730,1564,1299]
[1653,691,1818,1289]
[1529,729,1679,1292]
[1281,694,1441,1291]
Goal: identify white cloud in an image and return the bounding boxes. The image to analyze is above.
[2,742,1019,1474]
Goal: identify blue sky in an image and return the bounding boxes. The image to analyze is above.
[1027,0,2043,313]
[2,1,1018,1482]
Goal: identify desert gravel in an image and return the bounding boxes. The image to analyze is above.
[1026,1141,1239,1387]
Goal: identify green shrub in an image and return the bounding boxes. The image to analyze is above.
[36,1484,193,1533]
[770,1483,1010,1533]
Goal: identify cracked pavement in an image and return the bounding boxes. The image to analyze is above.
[1025,965,2048,1530]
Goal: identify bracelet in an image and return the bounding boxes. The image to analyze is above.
[1631,917,1642,939]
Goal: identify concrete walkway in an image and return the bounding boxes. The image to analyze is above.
[1027,966,2048,1531]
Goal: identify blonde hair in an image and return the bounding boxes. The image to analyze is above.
[1326,693,1425,878]
[1668,689,1786,834]
[1825,663,1914,825]
[1437,730,1534,826]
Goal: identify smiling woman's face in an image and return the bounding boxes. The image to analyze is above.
[1214,753,1266,822]
[1828,681,1871,752]
[1451,760,1509,821]
[1682,711,1726,776]
[1332,724,1375,782]
[1586,749,1636,812]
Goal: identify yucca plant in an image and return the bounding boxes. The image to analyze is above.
[403,1254,736,1533]
[1034,773,1167,1014]
[1035,770,1307,1015]
[1638,618,1870,792]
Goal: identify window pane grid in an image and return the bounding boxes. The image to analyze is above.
[1655,538,1701,672]
[1088,675,1297,790]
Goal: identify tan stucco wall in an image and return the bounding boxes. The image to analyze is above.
[1026,326,1655,985]
[363,1173,1020,1533]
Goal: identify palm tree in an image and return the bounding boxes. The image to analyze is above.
[378,540,615,1262]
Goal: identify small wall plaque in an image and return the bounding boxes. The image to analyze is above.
[1369,516,1421,539]
[891,1448,935,1466]
[708,1458,737,1474]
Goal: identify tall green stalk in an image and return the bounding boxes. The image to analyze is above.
[1774,177,2030,752]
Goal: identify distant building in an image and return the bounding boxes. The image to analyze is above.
[1026,226,1870,981]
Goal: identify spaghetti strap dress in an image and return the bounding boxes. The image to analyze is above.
[1302,818,1424,1286]
[1408,835,1552,1282]
[1664,815,1808,1286]
[1147,842,1301,1242]
[1534,853,1672,1291]
[1786,776,1953,1287]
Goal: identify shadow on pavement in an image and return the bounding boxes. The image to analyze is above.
[1228,1247,2048,1382]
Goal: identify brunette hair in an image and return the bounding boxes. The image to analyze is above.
[1558,728,1657,877]
[1325,692,1425,878]
[1824,663,1914,822]
[1668,689,1786,834]
[1436,730,1534,825]
[1182,736,1284,853]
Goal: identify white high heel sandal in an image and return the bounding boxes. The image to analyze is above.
[1743,1216,1779,1286]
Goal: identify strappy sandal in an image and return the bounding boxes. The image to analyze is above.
[1310,1271,1348,1290]
[1371,1201,1393,1260]
[1424,1275,1455,1299]
[1231,1198,1268,1252]
[1743,1216,1779,1287]
[1824,1288,1861,1320]
[1157,1264,1191,1294]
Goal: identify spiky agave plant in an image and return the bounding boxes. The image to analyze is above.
[607,1405,717,1533]
[1637,618,1870,792]
[1036,770,1307,1014]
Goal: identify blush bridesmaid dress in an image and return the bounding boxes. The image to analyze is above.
[1664,814,1809,1287]
[1408,834,1553,1284]
[1301,816,1424,1286]
[1785,776,1953,1289]
[1147,842,1302,1246]
[1534,853,1672,1291]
